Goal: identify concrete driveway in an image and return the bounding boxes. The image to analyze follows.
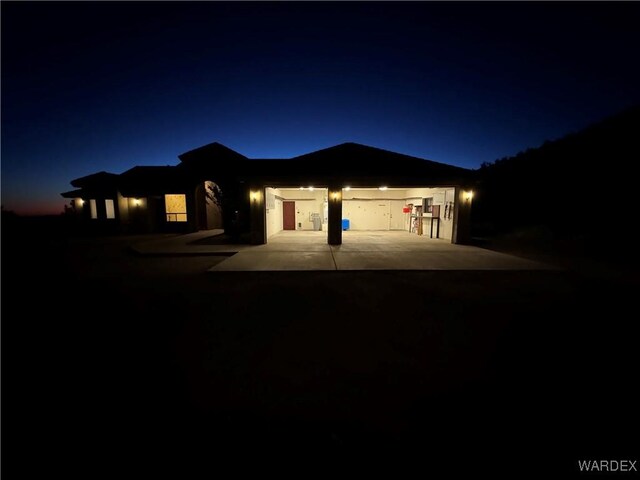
[205,230,551,271]
[132,230,551,271]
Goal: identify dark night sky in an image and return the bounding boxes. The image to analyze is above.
[2,2,639,214]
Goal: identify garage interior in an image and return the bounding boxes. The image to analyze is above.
[265,187,329,240]
[342,187,456,241]
[265,186,457,243]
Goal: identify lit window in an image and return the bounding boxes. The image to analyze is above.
[105,199,115,219]
[89,199,97,219]
[165,194,187,222]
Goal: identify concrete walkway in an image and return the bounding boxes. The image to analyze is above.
[132,230,552,271]
[131,229,251,255]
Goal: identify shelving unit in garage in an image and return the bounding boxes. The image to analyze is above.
[410,203,441,238]
[425,204,441,238]
[410,205,423,235]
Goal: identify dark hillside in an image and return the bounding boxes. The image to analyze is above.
[474,106,640,254]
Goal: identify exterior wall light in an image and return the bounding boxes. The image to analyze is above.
[331,191,339,201]
[250,191,259,201]
[133,198,141,206]
[464,190,474,201]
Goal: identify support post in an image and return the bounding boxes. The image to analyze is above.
[452,186,472,244]
[249,186,266,245]
[327,186,342,245]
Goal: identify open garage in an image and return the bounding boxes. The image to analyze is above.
[341,187,457,242]
[265,187,329,240]
[263,185,459,244]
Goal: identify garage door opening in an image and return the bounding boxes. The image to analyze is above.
[265,187,328,242]
[341,187,457,242]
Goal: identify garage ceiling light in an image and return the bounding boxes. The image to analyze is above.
[379,186,388,191]
[308,186,314,191]
[344,186,351,191]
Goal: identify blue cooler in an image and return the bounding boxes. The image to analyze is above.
[342,219,350,230]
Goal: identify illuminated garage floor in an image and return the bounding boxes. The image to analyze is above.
[208,230,552,271]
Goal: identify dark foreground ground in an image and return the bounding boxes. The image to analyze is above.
[2,217,639,476]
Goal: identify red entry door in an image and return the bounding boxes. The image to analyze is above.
[283,201,296,230]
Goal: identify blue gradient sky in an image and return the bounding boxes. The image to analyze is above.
[2,2,639,214]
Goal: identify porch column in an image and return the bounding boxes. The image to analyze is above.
[452,186,472,244]
[249,186,266,245]
[327,186,342,245]
[186,188,199,233]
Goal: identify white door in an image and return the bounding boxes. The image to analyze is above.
[369,201,390,230]
[389,200,405,230]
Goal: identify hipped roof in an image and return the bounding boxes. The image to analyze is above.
[118,166,189,197]
[62,141,473,198]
